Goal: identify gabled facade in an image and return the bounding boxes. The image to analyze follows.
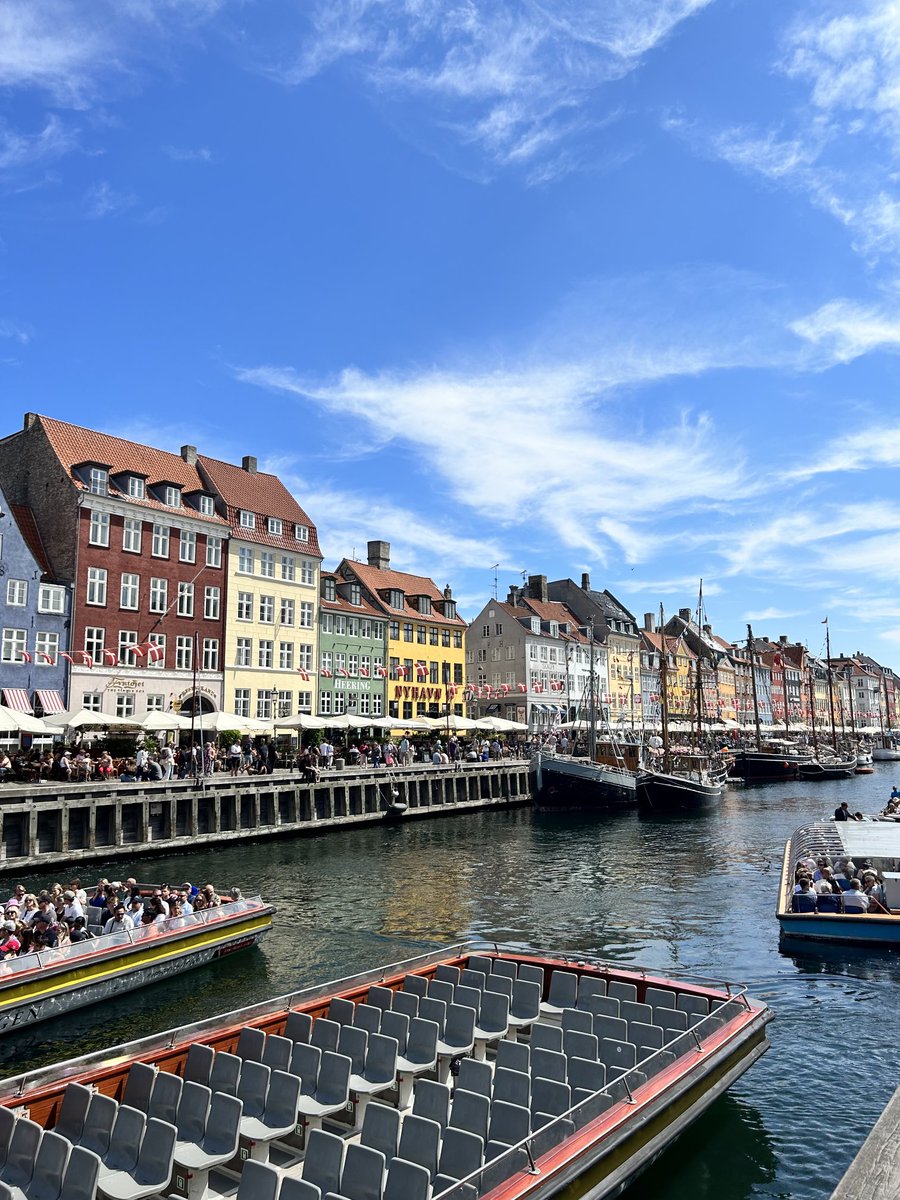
[0,486,70,717]
[829,653,883,732]
[318,571,387,718]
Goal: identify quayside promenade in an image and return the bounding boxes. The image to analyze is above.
[0,760,532,873]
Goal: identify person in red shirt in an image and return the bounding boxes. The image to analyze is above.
[0,920,21,957]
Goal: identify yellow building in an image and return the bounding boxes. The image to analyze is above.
[340,541,466,721]
[198,454,321,722]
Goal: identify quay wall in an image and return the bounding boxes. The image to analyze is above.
[0,762,534,874]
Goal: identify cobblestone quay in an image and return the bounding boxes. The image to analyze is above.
[0,760,532,872]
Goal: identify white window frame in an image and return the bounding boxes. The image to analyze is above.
[259,551,275,579]
[120,573,139,610]
[118,629,138,666]
[268,517,283,535]
[299,601,313,628]
[295,524,309,542]
[239,510,255,529]
[152,525,170,558]
[281,556,295,582]
[38,584,65,614]
[84,627,105,659]
[88,467,108,495]
[280,598,295,626]
[198,494,214,516]
[122,517,142,553]
[177,581,194,618]
[1,628,26,662]
[236,637,252,667]
[175,635,193,671]
[237,591,253,621]
[258,640,274,669]
[279,642,294,669]
[164,485,181,508]
[202,638,219,671]
[234,689,250,718]
[259,595,275,623]
[204,586,220,620]
[86,567,107,606]
[149,577,168,613]
[89,510,110,547]
[238,547,254,574]
[179,530,197,564]
[6,579,27,607]
[127,476,145,499]
[206,536,222,568]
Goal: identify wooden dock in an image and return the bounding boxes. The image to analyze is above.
[0,760,533,872]
[831,1085,900,1197]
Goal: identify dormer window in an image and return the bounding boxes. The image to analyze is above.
[267,517,283,536]
[388,589,404,609]
[240,510,255,529]
[549,621,559,638]
[350,583,361,606]
[88,467,108,496]
[295,523,309,542]
[443,600,456,620]
[418,595,432,615]
[324,578,336,602]
[164,485,181,508]
[531,618,540,634]
[198,495,214,516]
[127,476,145,499]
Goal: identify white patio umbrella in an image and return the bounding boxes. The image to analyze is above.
[139,711,192,732]
[275,713,331,730]
[44,707,140,730]
[420,714,483,731]
[477,716,529,732]
[189,710,272,733]
[0,704,52,734]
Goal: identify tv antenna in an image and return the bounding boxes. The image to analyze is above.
[491,563,500,600]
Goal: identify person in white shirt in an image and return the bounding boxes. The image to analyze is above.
[842,880,869,913]
[62,891,84,925]
[103,906,133,935]
[319,740,334,769]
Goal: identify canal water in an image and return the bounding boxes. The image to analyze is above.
[3,768,899,1199]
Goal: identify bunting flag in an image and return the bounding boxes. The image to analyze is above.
[76,651,93,667]
[296,669,310,681]
[359,667,370,677]
[17,652,32,663]
[132,645,144,658]
[60,653,76,665]
[415,663,428,679]
[517,683,527,693]
[336,668,349,677]
[500,683,510,694]
[396,666,408,678]
[38,653,54,664]
[375,666,388,677]
[321,669,333,678]
[147,645,165,663]
[103,649,118,665]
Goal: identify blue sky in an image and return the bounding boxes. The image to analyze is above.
[3,0,900,661]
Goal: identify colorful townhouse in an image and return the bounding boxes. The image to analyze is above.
[0,416,229,721]
[318,571,387,718]
[0,481,70,717]
[336,542,466,722]
[196,454,321,722]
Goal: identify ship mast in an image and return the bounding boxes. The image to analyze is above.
[825,623,839,751]
[807,663,819,760]
[747,624,762,750]
[659,604,670,774]
[587,620,597,764]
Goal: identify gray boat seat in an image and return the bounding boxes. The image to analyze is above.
[456,1058,492,1099]
[567,1057,605,1096]
[379,1011,408,1056]
[290,1043,322,1096]
[492,1068,530,1109]
[297,1052,352,1121]
[436,1005,476,1081]
[285,1012,313,1045]
[236,1161,280,1200]
[516,964,544,990]
[367,986,394,1014]
[561,1009,592,1035]
[540,970,577,1017]
[508,981,541,1033]
[620,1001,653,1027]
[337,1026,368,1077]
[465,956,493,977]
[262,1035,293,1074]
[484,974,512,1000]
[360,1103,400,1161]
[237,1060,271,1123]
[102,1107,146,1174]
[607,982,637,1004]
[563,1031,598,1063]
[174,1082,210,1153]
[349,1033,398,1099]
[459,969,486,991]
[77,1096,117,1160]
[339,1144,384,1200]
[281,1179,321,1200]
[434,964,461,988]
[209,1052,242,1097]
[122,1064,155,1113]
[397,1114,441,1180]
[677,994,709,1018]
[0,1118,41,1190]
[427,980,454,1007]
[383,1159,429,1200]
[412,1079,451,1130]
[417,999,446,1037]
[495,1040,529,1074]
[390,992,418,1021]
[630,1022,663,1058]
[593,1015,627,1044]
[656,1009,688,1036]
[599,1038,637,1080]
[183,1044,214,1087]
[0,1108,14,1169]
[473,991,509,1057]
[174,1092,243,1191]
[531,1116,574,1158]
[302,1130,345,1198]
[530,1078,571,1121]
[584,995,619,1020]
[645,987,675,1010]
[22,1129,70,1200]
[454,986,481,1016]
[59,1146,101,1200]
[56,1084,92,1144]
[480,1147,529,1197]
[531,1048,566,1084]
[329,998,355,1027]
[448,1089,489,1143]
[353,1005,382,1037]
[575,977,606,1009]
[643,1049,677,1078]
[236,1028,266,1062]
[241,1070,302,1162]
[529,1024,562,1054]
[311,1020,341,1055]
[490,960,517,984]
[395,1019,439,1106]
[402,975,428,998]
[487,1101,530,1149]
[437,1128,484,1182]
[149,1072,183,1126]
[99,1116,176,1200]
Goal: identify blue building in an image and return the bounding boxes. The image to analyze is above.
[0,485,70,718]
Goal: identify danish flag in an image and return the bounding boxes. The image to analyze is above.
[17,651,32,663]
[337,668,349,677]
[517,683,527,693]
[375,665,388,677]
[60,653,76,665]
[146,645,164,664]
[396,666,409,678]
[415,663,428,679]
[359,667,370,677]
[321,669,333,678]
[38,653,54,664]
[297,669,310,681]
[103,649,118,666]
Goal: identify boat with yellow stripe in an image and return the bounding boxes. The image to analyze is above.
[0,896,274,1033]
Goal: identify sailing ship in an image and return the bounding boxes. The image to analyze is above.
[798,623,856,780]
[728,625,812,782]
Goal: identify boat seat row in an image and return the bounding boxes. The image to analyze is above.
[0,1106,101,1200]
[228,1153,431,1200]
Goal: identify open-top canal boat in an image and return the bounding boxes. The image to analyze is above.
[0,944,771,1200]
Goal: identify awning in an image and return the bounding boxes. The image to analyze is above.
[35,690,65,715]
[2,688,32,713]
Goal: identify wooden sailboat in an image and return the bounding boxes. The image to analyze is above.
[729,625,811,782]
[798,623,856,780]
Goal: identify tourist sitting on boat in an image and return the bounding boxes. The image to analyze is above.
[841,880,869,913]
[201,883,221,907]
[835,802,852,821]
[791,878,818,913]
[31,914,58,949]
[104,905,133,935]
[814,867,840,894]
[0,920,21,957]
[127,895,145,924]
[862,872,888,912]
[62,890,83,926]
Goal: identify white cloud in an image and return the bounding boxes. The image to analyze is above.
[0,319,31,344]
[84,179,137,218]
[742,607,804,623]
[790,298,900,365]
[0,114,78,171]
[162,145,213,163]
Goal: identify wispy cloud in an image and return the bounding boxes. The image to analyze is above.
[84,179,137,218]
[0,114,78,171]
[162,145,213,163]
[790,298,900,366]
[0,319,31,345]
[742,607,804,623]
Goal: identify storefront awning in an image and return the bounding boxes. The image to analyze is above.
[2,688,32,713]
[35,689,65,715]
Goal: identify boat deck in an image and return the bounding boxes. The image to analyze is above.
[0,949,769,1200]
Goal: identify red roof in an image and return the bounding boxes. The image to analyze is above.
[501,597,589,643]
[198,455,321,556]
[641,630,697,659]
[342,559,466,626]
[320,573,385,618]
[10,504,53,577]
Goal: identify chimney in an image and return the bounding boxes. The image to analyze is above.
[679,608,691,622]
[507,586,519,606]
[528,574,548,603]
[367,540,390,571]
[242,455,258,474]
[779,635,788,645]
[181,444,197,465]
[703,623,712,636]
[443,585,452,600]
[581,572,591,592]
[24,412,37,429]
[644,613,654,632]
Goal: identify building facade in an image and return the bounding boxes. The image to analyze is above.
[318,572,387,718]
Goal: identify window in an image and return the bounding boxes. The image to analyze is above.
[280,598,295,626]
[149,577,167,613]
[206,536,222,568]
[321,612,333,633]
[89,511,109,547]
[6,579,26,606]
[152,525,170,557]
[454,663,463,684]
[477,649,487,662]
[234,689,250,718]
[258,640,273,668]
[333,692,346,715]
[348,617,359,636]
[549,621,559,638]
[507,645,516,660]
[350,583,361,605]
[127,476,145,499]
[319,691,332,714]
[86,567,107,606]
[335,652,346,674]
[299,602,313,628]
[198,494,214,516]
[389,621,400,640]
[238,547,254,574]
[361,619,372,639]
[146,694,165,711]
[444,600,456,619]
[202,639,219,671]
[260,552,275,578]
[373,655,384,675]
[118,630,138,666]
[201,586,219,621]
[147,633,165,668]
[84,627,105,659]
[389,589,404,609]
[123,517,142,553]
[116,694,136,719]
[453,632,462,648]
[372,621,384,640]
[259,595,275,623]
[277,690,292,718]
[177,581,194,617]
[430,627,439,646]
[38,584,65,614]
[361,654,371,676]
[403,623,413,642]
[88,467,108,495]
[175,636,193,671]
[299,643,312,670]
[239,510,255,529]
[83,693,102,712]
[267,517,282,535]
[179,530,196,563]
[120,573,139,610]
[1,628,26,661]
[164,485,181,508]
[442,629,451,647]
[320,650,333,674]
[372,693,383,716]
[300,559,315,585]
[295,524,308,542]
[495,623,503,636]
[430,661,439,684]
[348,653,359,676]
[237,592,252,621]
[417,626,427,644]
[298,690,312,711]
[419,596,432,615]
[334,615,346,635]
[279,642,294,669]
[236,637,252,667]
[281,556,296,582]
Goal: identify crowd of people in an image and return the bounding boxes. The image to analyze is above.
[0,877,240,959]
[791,853,889,915]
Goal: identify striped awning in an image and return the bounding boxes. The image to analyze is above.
[35,689,65,715]
[2,688,32,713]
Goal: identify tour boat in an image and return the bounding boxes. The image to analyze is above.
[0,944,771,1200]
[777,822,900,946]
[728,746,811,783]
[0,895,274,1034]
[797,756,857,781]
[533,751,637,811]
[635,753,728,812]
